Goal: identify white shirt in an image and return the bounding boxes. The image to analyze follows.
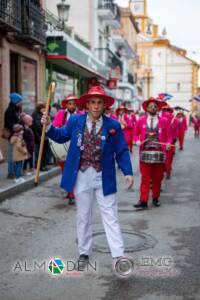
[86,115,103,134]
[147,115,158,129]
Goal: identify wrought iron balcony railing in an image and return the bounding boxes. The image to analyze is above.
[0,0,21,32]
[95,47,122,72]
[98,0,120,24]
[20,0,46,45]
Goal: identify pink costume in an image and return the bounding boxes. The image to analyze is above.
[175,115,187,150]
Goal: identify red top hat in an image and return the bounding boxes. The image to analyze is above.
[61,94,78,108]
[76,86,115,110]
[142,97,164,112]
[116,105,128,115]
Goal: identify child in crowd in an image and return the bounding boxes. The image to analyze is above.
[10,124,28,183]
[21,113,35,175]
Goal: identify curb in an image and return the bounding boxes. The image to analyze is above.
[0,167,61,203]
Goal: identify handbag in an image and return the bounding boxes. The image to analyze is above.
[1,127,12,140]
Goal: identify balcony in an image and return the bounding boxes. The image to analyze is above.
[98,0,120,28]
[128,72,135,84]
[95,47,122,71]
[0,0,21,32]
[19,0,46,46]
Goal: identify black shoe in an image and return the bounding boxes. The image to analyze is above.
[166,175,171,180]
[7,173,15,179]
[134,201,148,209]
[68,198,75,205]
[40,166,50,171]
[76,254,89,271]
[152,198,161,207]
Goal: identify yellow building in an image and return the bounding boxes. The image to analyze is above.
[129,0,199,110]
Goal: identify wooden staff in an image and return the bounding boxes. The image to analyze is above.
[34,82,56,186]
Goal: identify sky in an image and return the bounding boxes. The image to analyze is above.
[116,0,200,64]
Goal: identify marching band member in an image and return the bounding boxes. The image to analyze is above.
[42,86,133,268]
[52,94,78,204]
[191,113,200,138]
[161,104,178,179]
[133,97,172,209]
[175,110,188,150]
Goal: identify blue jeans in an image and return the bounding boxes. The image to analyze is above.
[7,142,14,175]
[14,161,23,178]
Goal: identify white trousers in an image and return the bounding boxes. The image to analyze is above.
[74,167,124,258]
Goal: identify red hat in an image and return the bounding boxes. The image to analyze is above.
[61,94,78,108]
[161,104,174,113]
[76,86,115,110]
[116,105,128,115]
[142,97,164,112]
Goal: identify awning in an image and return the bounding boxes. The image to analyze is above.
[47,38,109,80]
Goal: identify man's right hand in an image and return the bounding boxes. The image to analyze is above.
[41,112,51,126]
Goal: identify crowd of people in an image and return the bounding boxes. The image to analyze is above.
[39,84,194,269]
[2,93,56,183]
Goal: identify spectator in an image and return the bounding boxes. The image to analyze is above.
[21,113,35,175]
[32,102,50,171]
[10,124,28,183]
[4,93,23,179]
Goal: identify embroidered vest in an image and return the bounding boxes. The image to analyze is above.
[79,125,102,172]
[144,124,161,151]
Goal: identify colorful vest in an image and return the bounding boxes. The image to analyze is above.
[79,125,102,172]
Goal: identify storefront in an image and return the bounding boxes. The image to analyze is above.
[46,34,109,102]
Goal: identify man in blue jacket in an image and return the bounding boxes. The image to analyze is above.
[42,85,133,269]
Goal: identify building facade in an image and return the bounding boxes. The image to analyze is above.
[130,0,199,110]
[0,0,46,156]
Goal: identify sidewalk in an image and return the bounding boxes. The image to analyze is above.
[0,162,61,203]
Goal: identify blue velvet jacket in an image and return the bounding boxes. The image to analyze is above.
[47,113,133,196]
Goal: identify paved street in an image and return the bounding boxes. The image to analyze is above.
[0,128,200,300]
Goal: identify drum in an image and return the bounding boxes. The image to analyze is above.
[48,138,70,161]
[140,151,165,164]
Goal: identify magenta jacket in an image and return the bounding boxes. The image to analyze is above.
[133,115,173,153]
[123,114,135,144]
[53,109,68,128]
[175,116,188,134]
[161,112,179,140]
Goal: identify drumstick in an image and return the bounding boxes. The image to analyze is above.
[152,141,176,147]
[34,82,56,186]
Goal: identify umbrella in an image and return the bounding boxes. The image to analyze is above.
[173,106,190,112]
[158,93,173,101]
[193,96,200,102]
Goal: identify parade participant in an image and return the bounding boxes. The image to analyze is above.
[175,110,188,150]
[42,85,133,268]
[161,104,178,179]
[10,124,28,183]
[52,94,78,204]
[133,97,172,209]
[116,105,131,148]
[191,113,200,138]
[125,107,136,153]
[105,106,118,121]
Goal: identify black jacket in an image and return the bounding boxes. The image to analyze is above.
[4,102,21,131]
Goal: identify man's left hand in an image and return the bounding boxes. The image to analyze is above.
[125,175,134,189]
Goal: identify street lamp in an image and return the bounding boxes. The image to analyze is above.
[57,0,70,30]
